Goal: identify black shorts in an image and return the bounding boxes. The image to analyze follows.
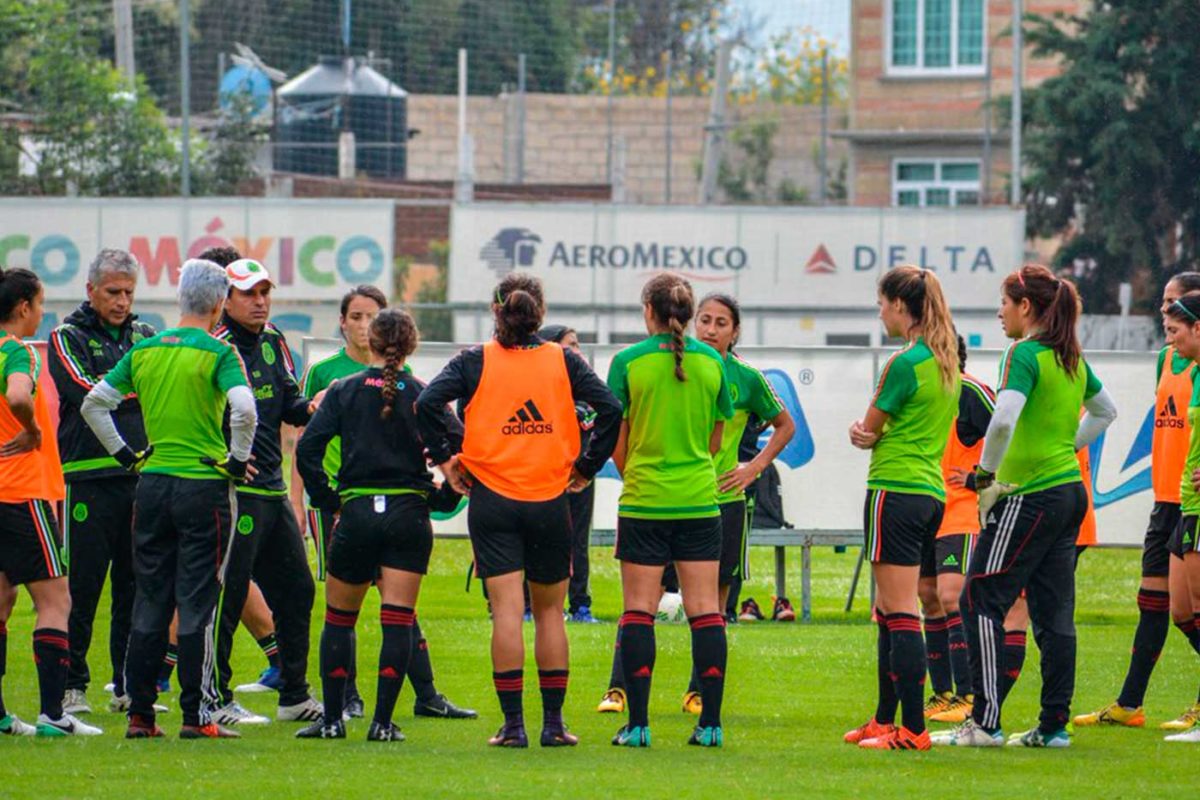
[616,515,722,567]
[863,489,944,567]
[1168,514,1200,559]
[921,533,974,578]
[467,482,571,584]
[718,500,749,586]
[1143,502,1180,576]
[0,499,65,585]
[327,494,432,584]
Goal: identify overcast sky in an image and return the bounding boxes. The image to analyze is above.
[739,0,850,53]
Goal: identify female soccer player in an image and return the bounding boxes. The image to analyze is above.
[607,273,733,749]
[416,273,620,748]
[843,266,960,752]
[1075,272,1200,731]
[0,267,100,737]
[937,264,1116,748]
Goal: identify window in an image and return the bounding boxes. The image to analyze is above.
[889,0,985,75]
[892,159,981,207]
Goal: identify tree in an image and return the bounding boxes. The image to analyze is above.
[1021,0,1200,312]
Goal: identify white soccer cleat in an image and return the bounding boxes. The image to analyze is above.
[212,701,271,726]
[62,689,91,715]
[0,714,37,736]
[277,696,324,722]
[36,713,103,736]
[930,718,1003,747]
[1165,727,1200,742]
[109,694,169,714]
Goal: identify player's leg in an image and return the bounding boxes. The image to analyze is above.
[523,492,575,747]
[232,582,282,693]
[370,565,422,741]
[0,572,31,735]
[920,551,953,716]
[932,535,973,719]
[106,480,137,708]
[676,516,726,748]
[1164,541,1200,741]
[566,484,596,621]
[1000,597,1029,706]
[62,482,108,714]
[297,573,370,739]
[1161,554,1200,730]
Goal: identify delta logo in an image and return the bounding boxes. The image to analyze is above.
[805,244,837,274]
[1156,395,1184,429]
[502,399,554,435]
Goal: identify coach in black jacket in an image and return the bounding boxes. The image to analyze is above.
[47,248,156,714]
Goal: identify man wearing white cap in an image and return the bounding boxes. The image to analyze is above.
[206,251,322,726]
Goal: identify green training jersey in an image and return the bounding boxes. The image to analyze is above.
[995,338,1101,494]
[301,348,367,487]
[607,334,733,520]
[713,352,784,504]
[105,326,249,479]
[1180,377,1200,515]
[868,338,959,500]
[1157,345,1194,383]
[0,330,36,395]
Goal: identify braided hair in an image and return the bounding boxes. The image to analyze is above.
[368,308,420,420]
[642,273,695,382]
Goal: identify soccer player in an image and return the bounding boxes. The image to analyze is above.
[935,264,1116,748]
[607,273,733,749]
[1074,272,1200,731]
[82,258,258,739]
[843,266,960,752]
[47,249,157,716]
[293,285,475,720]
[921,336,994,723]
[416,273,620,748]
[209,257,321,726]
[0,267,101,737]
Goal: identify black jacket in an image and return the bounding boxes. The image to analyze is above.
[215,315,310,494]
[48,303,154,482]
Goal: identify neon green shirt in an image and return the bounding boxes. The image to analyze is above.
[868,338,959,500]
[301,348,367,486]
[607,334,733,520]
[0,330,36,394]
[105,327,249,479]
[1180,378,1200,516]
[714,352,784,504]
[996,339,1101,494]
[1157,345,1194,382]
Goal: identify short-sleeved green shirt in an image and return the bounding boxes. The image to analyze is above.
[1179,378,1200,516]
[868,338,959,499]
[996,339,1101,494]
[0,330,36,395]
[714,352,784,504]
[1157,345,1194,383]
[607,334,733,519]
[105,326,249,479]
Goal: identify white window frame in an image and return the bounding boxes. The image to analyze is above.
[891,157,982,207]
[885,0,988,78]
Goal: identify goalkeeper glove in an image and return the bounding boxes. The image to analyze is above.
[201,454,249,483]
[114,445,153,473]
[975,467,1017,529]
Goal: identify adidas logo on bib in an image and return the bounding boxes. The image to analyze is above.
[502,399,554,435]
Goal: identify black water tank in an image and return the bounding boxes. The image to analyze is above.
[275,56,407,178]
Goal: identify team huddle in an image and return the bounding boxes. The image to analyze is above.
[0,246,1196,750]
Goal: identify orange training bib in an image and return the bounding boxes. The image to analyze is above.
[1152,346,1193,503]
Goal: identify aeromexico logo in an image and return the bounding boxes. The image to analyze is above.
[502,399,554,435]
[480,228,749,276]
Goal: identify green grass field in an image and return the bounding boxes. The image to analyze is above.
[2,542,1197,798]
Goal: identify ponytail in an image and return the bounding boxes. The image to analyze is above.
[642,273,696,382]
[1002,264,1081,375]
[368,308,420,421]
[878,265,957,389]
[0,267,42,323]
[492,273,545,348]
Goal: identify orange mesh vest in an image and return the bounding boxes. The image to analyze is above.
[937,415,983,538]
[460,340,581,502]
[1077,446,1096,546]
[0,336,64,503]
[1152,346,1192,503]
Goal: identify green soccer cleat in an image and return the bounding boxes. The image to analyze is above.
[612,724,651,747]
[1007,727,1070,748]
[0,714,36,736]
[688,725,724,747]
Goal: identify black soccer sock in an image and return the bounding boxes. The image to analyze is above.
[687,663,701,695]
[0,621,8,718]
[873,610,898,725]
[321,606,358,725]
[256,633,281,670]
[1180,614,1200,656]
[999,630,1027,704]
[885,614,927,734]
[32,628,69,719]
[345,627,360,700]
[407,616,438,702]
[619,611,656,728]
[375,605,414,726]
[493,669,524,725]
[923,615,952,696]
[1116,589,1170,708]
[689,613,727,729]
[608,627,625,691]
[158,642,178,682]
[946,611,972,697]
[538,669,569,728]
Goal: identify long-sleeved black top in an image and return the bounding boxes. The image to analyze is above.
[414,336,621,480]
[215,315,310,494]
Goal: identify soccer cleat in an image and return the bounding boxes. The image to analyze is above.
[235,666,283,693]
[0,714,36,736]
[1071,702,1144,728]
[156,677,173,694]
[1160,703,1200,731]
[277,696,324,722]
[772,596,796,622]
[344,694,366,719]
[843,717,896,744]
[212,701,271,726]
[612,724,651,747]
[569,605,601,624]
[929,718,1003,747]
[859,726,931,750]
[63,688,91,715]
[681,691,703,715]
[367,720,406,742]
[541,723,579,747]
[413,693,478,719]
[109,694,169,714]
[125,715,165,739]
[295,719,345,739]
[923,691,953,718]
[488,721,529,748]
[36,713,103,737]
[738,598,765,622]
[1164,727,1200,742]
[597,688,626,714]
[180,722,241,739]
[688,725,724,747]
[1007,727,1070,748]
[929,694,973,724]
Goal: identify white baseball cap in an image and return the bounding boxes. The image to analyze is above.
[226,258,273,291]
